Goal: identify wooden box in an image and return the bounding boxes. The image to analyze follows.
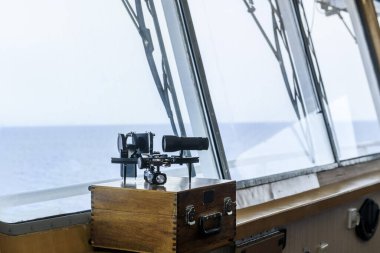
[90,177,236,253]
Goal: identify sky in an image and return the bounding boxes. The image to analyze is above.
[188,0,380,123]
[0,0,181,126]
[0,0,379,127]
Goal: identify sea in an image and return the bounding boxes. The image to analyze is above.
[2,121,380,195]
[0,122,297,196]
[1,122,380,222]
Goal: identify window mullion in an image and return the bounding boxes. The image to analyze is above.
[290,0,342,166]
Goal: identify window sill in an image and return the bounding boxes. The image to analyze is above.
[236,167,380,240]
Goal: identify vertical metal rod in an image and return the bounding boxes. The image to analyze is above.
[175,0,231,179]
[147,0,188,138]
[188,163,192,187]
[291,0,342,165]
[354,0,380,89]
[123,165,127,186]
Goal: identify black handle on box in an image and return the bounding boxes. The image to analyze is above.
[199,212,222,236]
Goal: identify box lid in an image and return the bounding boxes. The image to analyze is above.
[92,177,233,192]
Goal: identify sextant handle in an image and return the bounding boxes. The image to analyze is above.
[162,136,209,152]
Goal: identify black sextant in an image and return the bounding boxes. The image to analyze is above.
[111,132,209,185]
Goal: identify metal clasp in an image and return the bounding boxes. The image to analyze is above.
[224,197,234,216]
[186,205,196,226]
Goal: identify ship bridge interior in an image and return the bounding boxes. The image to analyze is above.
[1,0,380,252]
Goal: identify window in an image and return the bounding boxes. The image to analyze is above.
[183,0,380,183]
[0,0,217,222]
[297,0,380,160]
[186,0,335,180]
[1,0,379,224]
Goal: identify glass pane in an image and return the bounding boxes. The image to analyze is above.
[0,0,216,221]
[298,0,380,160]
[187,0,334,180]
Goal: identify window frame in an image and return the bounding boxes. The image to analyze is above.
[1,0,380,235]
[176,0,380,189]
[165,0,231,180]
[0,0,220,226]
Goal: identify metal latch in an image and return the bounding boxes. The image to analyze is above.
[224,197,234,216]
[186,205,196,226]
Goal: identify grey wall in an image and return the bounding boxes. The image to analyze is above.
[283,192,380,253]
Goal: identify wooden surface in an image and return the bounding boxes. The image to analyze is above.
[236,170,380,240]
[318,159,380,186]
[0,224,93,253]
[91,184,176,216]
[91,209,176,253]
[177,181,235,217]
[2,171,380,252]
[91,178,236,253]
[91,181,177,252]
[176,181,236,253]
[93,177,232,193]
[2,192,380,253]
